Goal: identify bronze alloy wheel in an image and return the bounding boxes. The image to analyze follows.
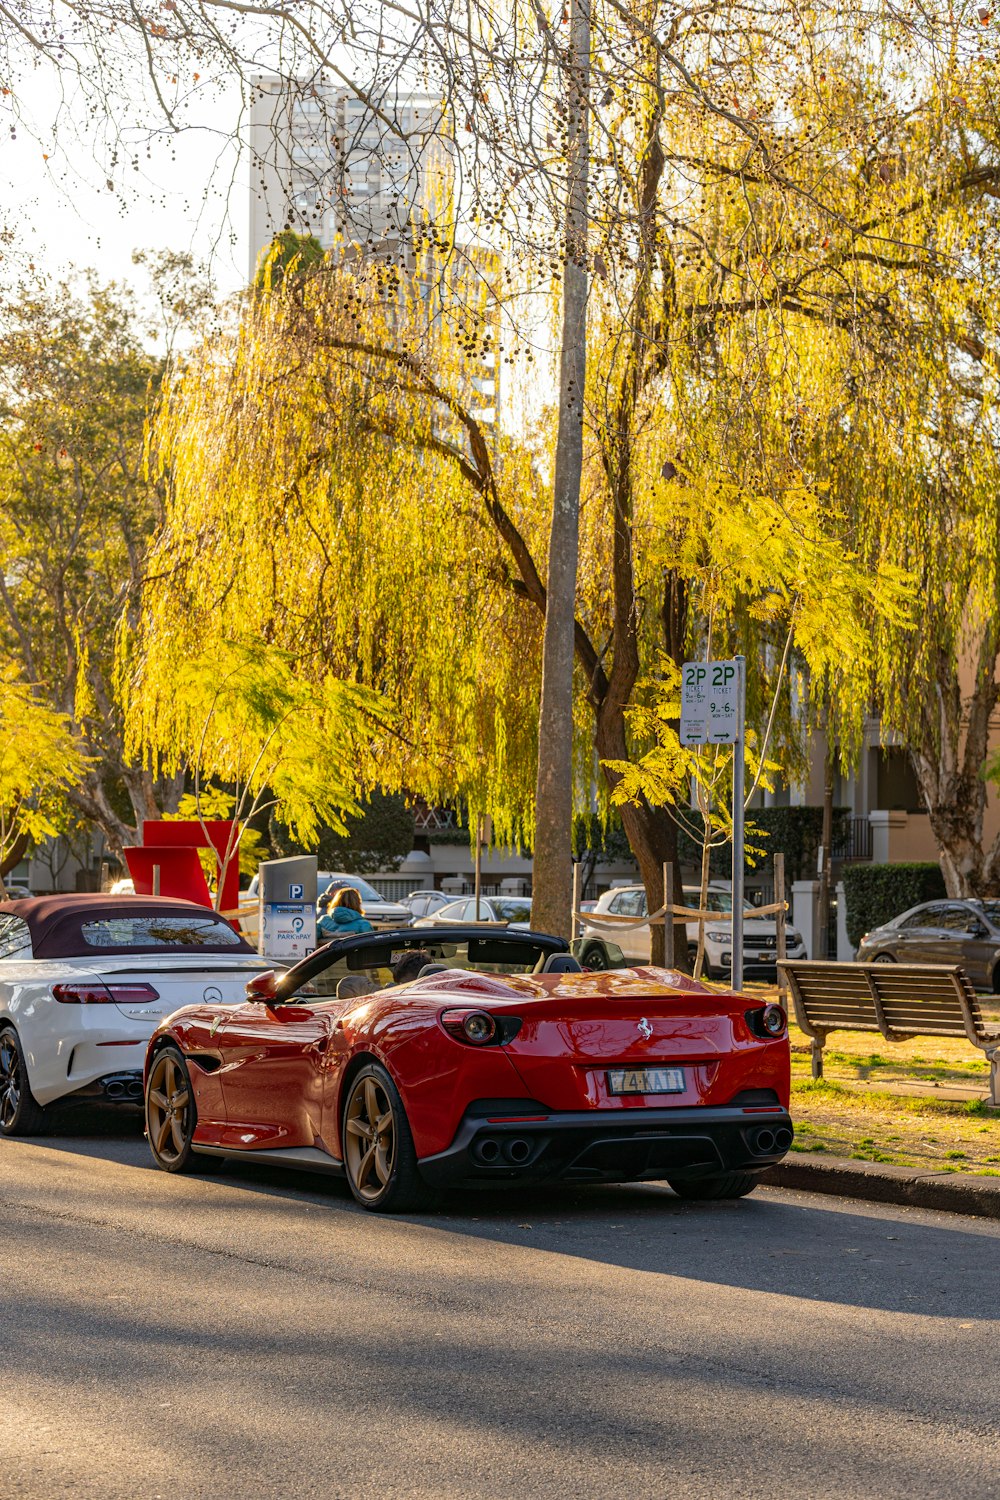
[342,1063,431,1212]
[345,1072,397,1202]
[0,1026,46,1136]
[146,1046,198,1172]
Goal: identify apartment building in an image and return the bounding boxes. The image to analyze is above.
[248,77,451,275]
[247,77,498,425]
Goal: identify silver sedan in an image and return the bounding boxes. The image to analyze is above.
[412,896,533,930]
[856,899,1000,991]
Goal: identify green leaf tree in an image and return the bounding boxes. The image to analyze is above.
[270,791,415,876]
[0,275,179,859]
[0,670,89,892]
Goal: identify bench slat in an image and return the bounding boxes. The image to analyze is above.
[781,959,996,1055]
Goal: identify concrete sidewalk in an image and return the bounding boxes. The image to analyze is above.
[816,1075,997,1106]
[762,1153,1000,1219]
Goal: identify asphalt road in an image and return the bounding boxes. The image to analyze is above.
[1,1108,997,1500]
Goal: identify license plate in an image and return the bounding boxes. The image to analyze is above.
[607,1067,686,1095]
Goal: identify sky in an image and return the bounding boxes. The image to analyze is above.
[4,68,249,304]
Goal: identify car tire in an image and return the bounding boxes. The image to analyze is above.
[145,1044,208,1174]
[871,953,896,964]
[667,1172,759,1201]
[579,941,610,972]
[0,1026,47,1137]
[342,1062,433,1213]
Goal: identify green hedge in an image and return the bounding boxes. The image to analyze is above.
[842,862,946,948]
[677,806,849,883]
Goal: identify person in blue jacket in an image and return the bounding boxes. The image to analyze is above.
[317,885,374,940]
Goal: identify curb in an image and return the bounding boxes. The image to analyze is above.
[759,1154,1000,1220]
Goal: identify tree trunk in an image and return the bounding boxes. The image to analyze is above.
[817,749,834,958]
[531,0,591,941]
[65,776,135,867]
[595,696,682,966]
[0,832,29,880]
[907,622,1000,895]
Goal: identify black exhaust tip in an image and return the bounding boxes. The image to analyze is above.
[505,1138,531,1164]
[476,1138,501,1164]
[773,1127,793,1152]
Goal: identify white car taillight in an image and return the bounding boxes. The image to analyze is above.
[53,982,160,1005]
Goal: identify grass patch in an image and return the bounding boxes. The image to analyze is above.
[787,1015,994,1091]
[791,1076,1000,1175]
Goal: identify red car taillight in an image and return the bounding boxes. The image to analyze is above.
[53,982,160,1005]
[745,1003,787,1039]
[441,1008,499,1045]
[440,1009,523,1045]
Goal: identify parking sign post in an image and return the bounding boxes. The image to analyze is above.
[680,656,747,990]
[730,657,746,992]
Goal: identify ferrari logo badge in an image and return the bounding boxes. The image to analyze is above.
[637,1017,653,1040]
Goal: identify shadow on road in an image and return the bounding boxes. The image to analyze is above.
[10,1104,999,1321]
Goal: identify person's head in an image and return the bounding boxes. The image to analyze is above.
[330,886,363,915]
[391,949,433,985]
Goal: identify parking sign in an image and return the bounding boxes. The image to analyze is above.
[680,657,748,990]
[681,659,743,744]
[706,659,740,743]
[289,882,304,901]
[679,662,709,745]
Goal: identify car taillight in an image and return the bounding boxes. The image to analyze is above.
[53,982,160,1005]
[440,1009,522,1045]
[745,1003,787,1039]
[441,1009,498,1044]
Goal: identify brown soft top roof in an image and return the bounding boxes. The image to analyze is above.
[0,894,254,960]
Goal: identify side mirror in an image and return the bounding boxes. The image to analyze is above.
[245,970,279,1003]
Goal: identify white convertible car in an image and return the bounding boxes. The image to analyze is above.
[0,895,272,1136]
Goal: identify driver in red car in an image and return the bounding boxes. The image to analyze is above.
[390,949,433,985]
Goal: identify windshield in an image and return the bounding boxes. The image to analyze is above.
[79,915,250,951]
[682,891,754,915]
[491,899,532,923]
[320,875,384,903]
[294,932,561,998]
[976,901,1000,924]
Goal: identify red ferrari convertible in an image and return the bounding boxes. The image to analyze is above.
[144,927,792,1212]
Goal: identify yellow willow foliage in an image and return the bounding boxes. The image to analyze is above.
[130,252,551,847]
[573,20,1000,777]
[579,287,915,776]
[123,638,379,848]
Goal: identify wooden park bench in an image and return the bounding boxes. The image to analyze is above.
[777,960,1000,1106]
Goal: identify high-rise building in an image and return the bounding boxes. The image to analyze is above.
[247,77,497,427]
[248,78,451,278]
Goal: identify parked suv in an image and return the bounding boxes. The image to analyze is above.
[580,883,806,979]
